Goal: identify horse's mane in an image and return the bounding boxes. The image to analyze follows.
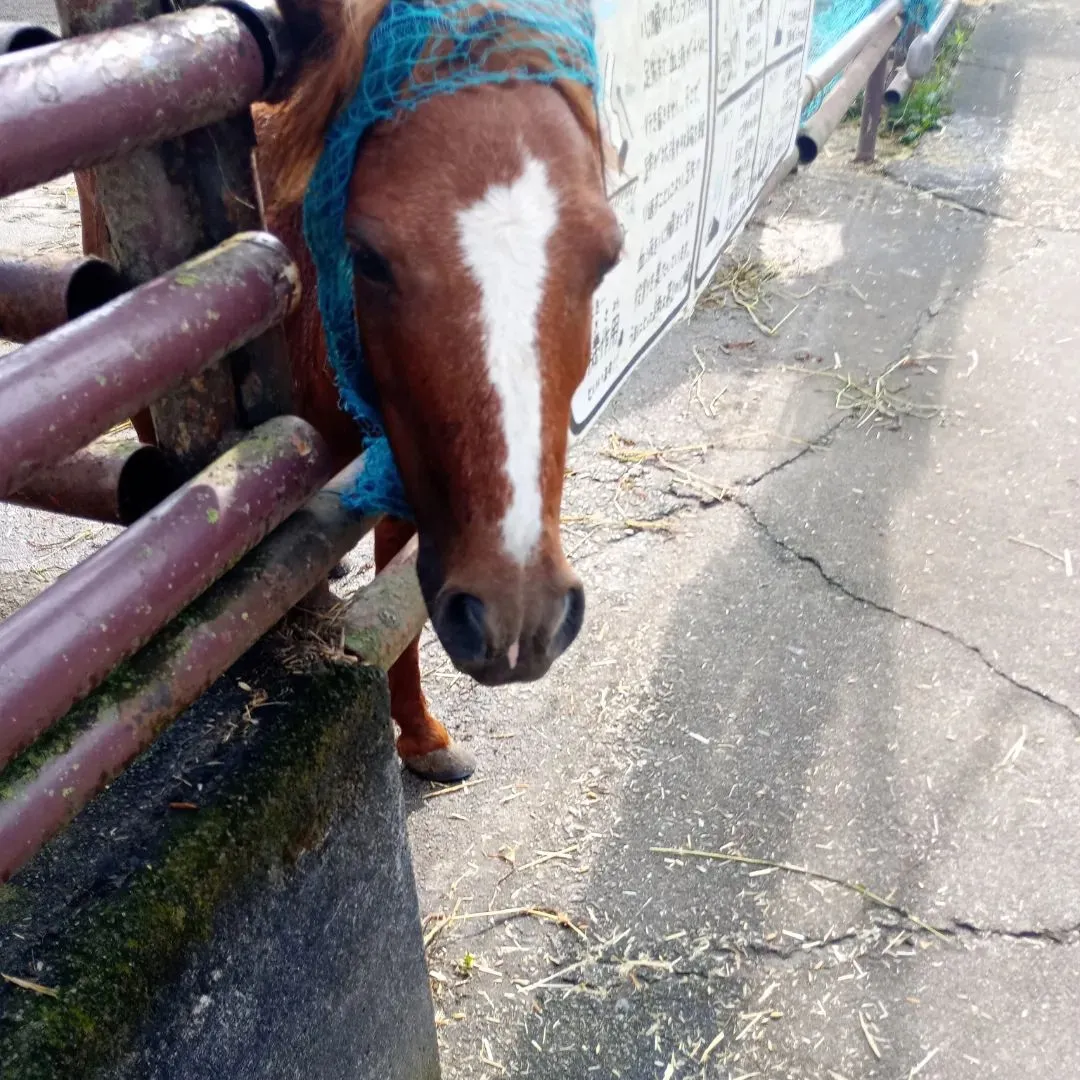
[256,0,606,211]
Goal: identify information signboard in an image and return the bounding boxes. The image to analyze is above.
[571,0,814,434]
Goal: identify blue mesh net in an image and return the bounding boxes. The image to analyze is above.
[804,0,943,118]
[302,0,599,518]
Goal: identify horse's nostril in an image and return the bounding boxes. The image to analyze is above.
[552,585,585,656]
[436,590,489,664]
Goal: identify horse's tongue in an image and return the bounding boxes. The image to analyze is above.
[507,640,520,671]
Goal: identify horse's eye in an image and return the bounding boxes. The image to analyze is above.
[353,243,395,288]
[595,227,624,288]
[596,256,617,287]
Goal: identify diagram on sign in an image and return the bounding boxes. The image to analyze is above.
[599,46,638,202]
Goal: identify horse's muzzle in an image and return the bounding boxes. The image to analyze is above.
[417,535,585,685]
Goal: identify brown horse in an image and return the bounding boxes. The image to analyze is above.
[75,0,621,781]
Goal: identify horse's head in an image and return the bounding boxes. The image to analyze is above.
[346,85,620,684]
[269,2,621,685]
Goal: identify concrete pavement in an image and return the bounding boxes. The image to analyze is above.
[404,1,1080,1076]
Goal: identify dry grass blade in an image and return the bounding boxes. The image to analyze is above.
[651,847,949,939]
[700,1030,725,1063]
[518,958,586,994]
[422,777,490,800]
[2,973,60,998]
[561,513,677,534]
[1007,535,1067,565]
[423,904,588,942]
[909,1047,941,1078]
[858,1008,883,1059]
[423,897,462,950]
[994,726,1027,771]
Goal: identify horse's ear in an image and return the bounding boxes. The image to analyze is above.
[257,0,391,208]
[272,0,326,55]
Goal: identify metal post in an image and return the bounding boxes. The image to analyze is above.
[856,51,890,163]
[798,17,902,164]
[54,0,296,474]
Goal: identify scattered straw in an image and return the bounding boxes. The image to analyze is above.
[700,254,798,336]
[651,847,948,939]
[561,513,676,534]
[602,435,710,464]
[423,904,588,948]
[783,355,943,427]
[603,435,728,504]
[689,347,728,418]
[271,598,356,673]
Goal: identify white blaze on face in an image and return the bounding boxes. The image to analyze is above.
[456,154,559,565]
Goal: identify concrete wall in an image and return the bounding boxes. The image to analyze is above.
[0,655,440,1080]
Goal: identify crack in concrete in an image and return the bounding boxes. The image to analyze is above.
[730,496,1080,727]
[951,919,1080,945]
[879,172,1080,236]
[743,417,847,488]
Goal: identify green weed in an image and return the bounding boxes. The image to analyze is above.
[884,22,972,144]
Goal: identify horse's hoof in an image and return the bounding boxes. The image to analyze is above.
[403,744,478,783]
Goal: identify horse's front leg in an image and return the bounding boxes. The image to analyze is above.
[375,517,477,783]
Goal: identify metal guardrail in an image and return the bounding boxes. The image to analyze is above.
[0,0,414,884]
[789,0,960,175]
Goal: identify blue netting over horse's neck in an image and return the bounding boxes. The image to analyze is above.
[302,0,599,519]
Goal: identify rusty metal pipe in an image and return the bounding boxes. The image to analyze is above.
[801,0,904,107]
[5,436,178,524]
[0,21,58,52]
[0,232,298,497]
[0,5,267,199]
[886,0,962,101]
[904,0,962,78]
[0,460,373,884]
[0,415,334,770]
[797,17,902,164]
[884,66,913,105]
[0,254,127,344]
[343,537,426,671]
